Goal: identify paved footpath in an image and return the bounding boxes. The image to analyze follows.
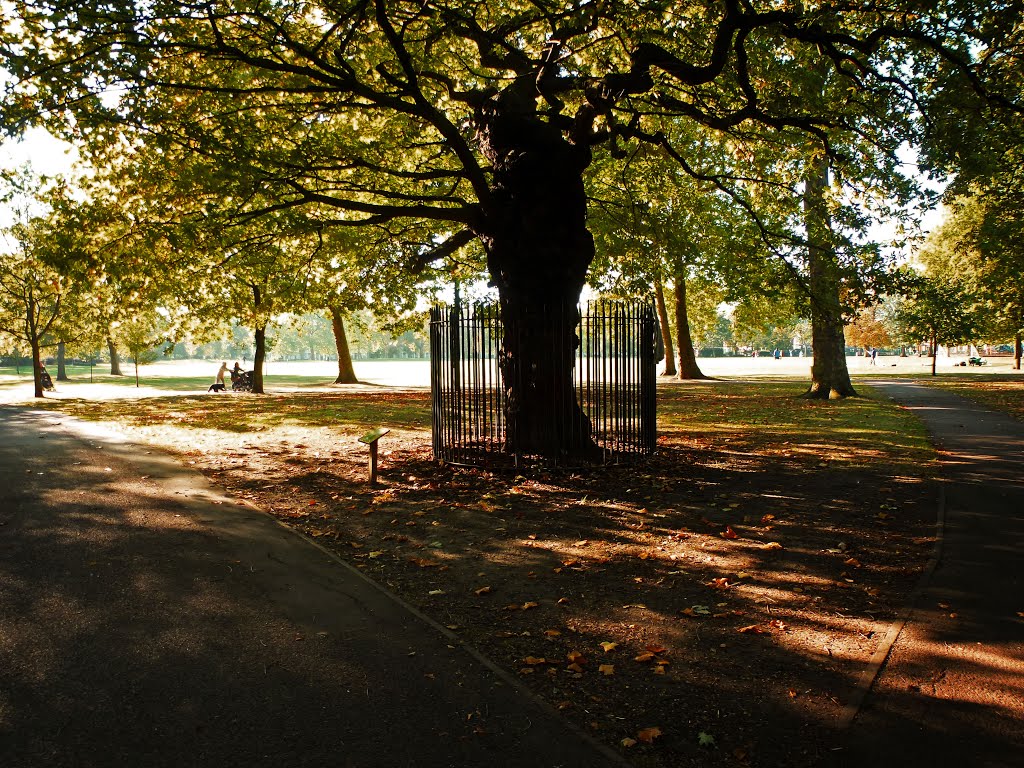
[0,407,625,768]
[838,381,1024,768]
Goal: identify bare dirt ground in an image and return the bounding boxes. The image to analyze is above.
[15,363,946,768]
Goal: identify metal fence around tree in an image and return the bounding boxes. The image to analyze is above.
[429,299,657,466]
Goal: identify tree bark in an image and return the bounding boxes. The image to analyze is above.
[673,273,707,380]
[31,339,43,398]
[107,338,123,376]
[931,333,938,376]
[654,278,676,376]
[801,155,857,399]
[56,341,69,381]
[1015,332,1021,370]
[253,326,266,394]
[475,99,597,459]
[330,307,358,384]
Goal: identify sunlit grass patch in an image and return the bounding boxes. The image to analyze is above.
[922,373,1024,421]
[657,378,933,473]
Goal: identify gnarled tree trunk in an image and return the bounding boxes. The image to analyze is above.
[673,273,707,380]
[330,307,358,384]
[654,278,676,376]
[802,155,856,399]
[476,101,597,459]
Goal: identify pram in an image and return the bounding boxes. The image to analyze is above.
[40,369,55,391]
[231,369,254,392]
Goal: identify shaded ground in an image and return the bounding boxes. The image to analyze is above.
[28,379,939,767]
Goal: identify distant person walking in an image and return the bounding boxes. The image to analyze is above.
[871,347,878,365]
[773,348,781,361]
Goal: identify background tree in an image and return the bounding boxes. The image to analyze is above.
[896,275,980,376]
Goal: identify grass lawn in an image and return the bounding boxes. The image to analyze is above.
[918,371,1024,421]
[21,374,939,766]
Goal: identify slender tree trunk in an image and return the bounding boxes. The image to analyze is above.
[107,338,123,376]
[56,341,69,381]
[134,356,140,387]
[476,101,597,459]
[802,155,857,399]
[330,307,358,384]
[654,278,676,376]
[673,273,707,380]
[1015,332,1021,370]
[931,334,938,376]
[253,326,266,394]
[31,339,44,398]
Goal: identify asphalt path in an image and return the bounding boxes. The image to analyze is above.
[839,381,1024,768]
[0,407,625,768]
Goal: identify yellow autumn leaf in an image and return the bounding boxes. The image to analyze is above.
[764,542,784,550]
[544,629,562,637]
[598,664,615,676]
[634,652,655,662]
[474,585,492,596]
[621,737,637,748]
[521,601,539,610]
[523,656,546,665]
[600,641,618,653]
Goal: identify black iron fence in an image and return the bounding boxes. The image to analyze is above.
[430,299,657,466]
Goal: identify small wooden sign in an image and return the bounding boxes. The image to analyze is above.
[358,428,390,485]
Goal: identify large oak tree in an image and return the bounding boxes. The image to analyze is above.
[4,0,1016,455]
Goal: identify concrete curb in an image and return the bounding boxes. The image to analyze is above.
[839,382,948,728]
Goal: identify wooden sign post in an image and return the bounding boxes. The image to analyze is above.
[358,427,390,486]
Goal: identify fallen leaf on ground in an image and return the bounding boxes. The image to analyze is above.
[621,737,637,748]
[646,644,668,653]
[600,641,618,653]
[567,650,587,664]
[521,601,539,610]
[409,557,439,568]
[764,542,784,550]
[598,664,615,676]
[698,731,716,747]
[635,652,656,662]
[474,586,492,596]
[844,557,862,567]
[737,624,768,634]
[544,629,562,637]
[709,578,731,590]
[637,727,663,744]
[721,526,739,539]
[523,656,546,665]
